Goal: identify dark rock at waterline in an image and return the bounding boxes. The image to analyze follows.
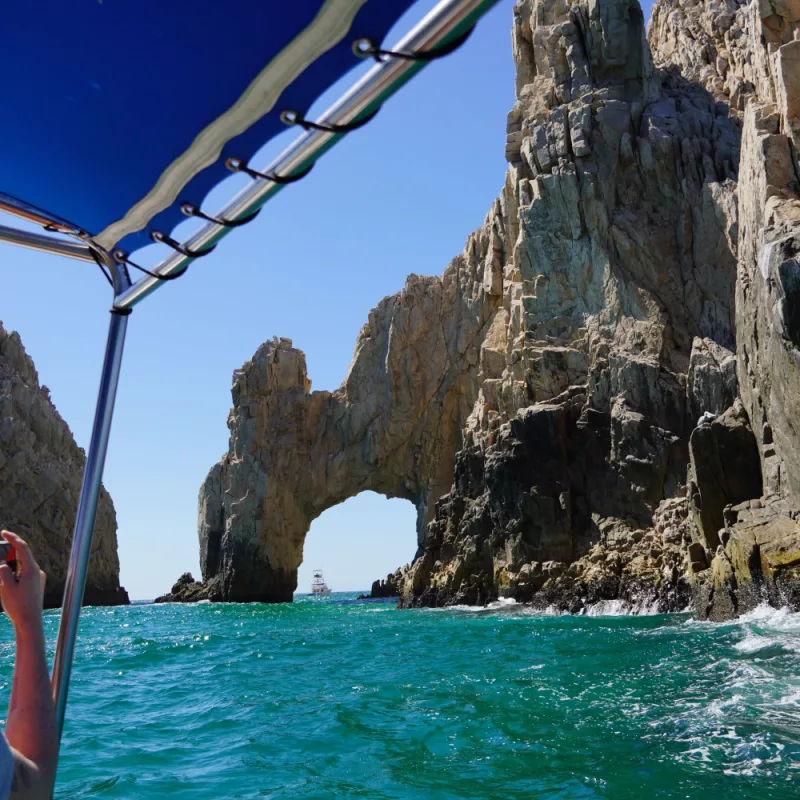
[399,565,693,615]
[155,572,221,604]
[692,499,800,621]
[369,576,400,599]
[688,401,763,552]
[32,584,129,611]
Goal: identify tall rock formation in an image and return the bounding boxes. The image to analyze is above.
[171,0,800,617]
[401,0,741,609]
[0,323,127,608]
[648,0,800,618]
[193,246,501,601]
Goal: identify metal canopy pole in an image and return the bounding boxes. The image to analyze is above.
[50,254,132,754]
[0,223,93,262]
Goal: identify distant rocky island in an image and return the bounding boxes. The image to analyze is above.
[0,322,127,608]
[159,0,800,621]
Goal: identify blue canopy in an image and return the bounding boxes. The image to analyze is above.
[0,1,420,255]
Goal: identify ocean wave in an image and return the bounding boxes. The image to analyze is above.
[733,635,789,656]
[738,604,800,630]
[431,596,673,617]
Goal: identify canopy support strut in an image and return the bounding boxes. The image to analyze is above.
[50,253,132,763]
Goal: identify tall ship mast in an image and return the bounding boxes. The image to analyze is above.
[311,569,332,596]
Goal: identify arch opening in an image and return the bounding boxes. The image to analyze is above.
[295,492,416,596]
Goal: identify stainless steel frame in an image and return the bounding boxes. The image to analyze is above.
[0,0,502,794]
[0,223,93,262]
[114,0,499,310]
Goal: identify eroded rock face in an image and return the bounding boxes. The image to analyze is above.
[668,0,800,617]
[399,0,741,611]
[0,323,127,608]
[191,249,500,601]
[171,0,800,618]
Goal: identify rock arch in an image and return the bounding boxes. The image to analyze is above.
[176,0,785,616]
[198,231,506,601]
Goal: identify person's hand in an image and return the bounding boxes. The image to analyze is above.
[0,531,46,632]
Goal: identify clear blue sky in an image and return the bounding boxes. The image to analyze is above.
[0,0,655,600]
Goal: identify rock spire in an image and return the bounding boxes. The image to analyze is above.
[0,323,127,607]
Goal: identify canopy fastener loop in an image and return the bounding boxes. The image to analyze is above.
[113,249,190,282]
[352,25,474,62]
[279,107,379,134]
[180,203,260,228]
[150,230,216,259]
[225,157,314,185]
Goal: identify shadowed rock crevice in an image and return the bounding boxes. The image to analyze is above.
[778,245,800,349]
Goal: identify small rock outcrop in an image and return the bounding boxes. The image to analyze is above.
[164,0,800,619]
[365,573,402,599]
[0,323,127,608]
[154,572,213,604]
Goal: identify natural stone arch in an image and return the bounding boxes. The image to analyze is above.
[198,241,505,601]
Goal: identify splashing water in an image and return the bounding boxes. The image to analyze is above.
[1,598,798,798]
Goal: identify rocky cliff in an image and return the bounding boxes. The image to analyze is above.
[0,323,127,608]
[167,0,800,618]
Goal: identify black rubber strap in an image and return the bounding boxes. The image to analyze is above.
[150,230,216,259]
[110,306,133,316]
[112,250,190,282]
[226,158,314,185]
[89,249,114,287]
[354,26,474,62]
[280,107,379,134]
[180,203,261,228]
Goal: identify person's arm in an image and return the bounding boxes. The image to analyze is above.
[0,531,57,800]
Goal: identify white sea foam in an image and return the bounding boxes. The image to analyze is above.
[488,597,517,609]
[583,597,662,617]
[538,604,569,616]
[728,604,800,660]
[737,603,798,626]
[733,634,783,654]
[667,603,800,776]
[432,597,519,613]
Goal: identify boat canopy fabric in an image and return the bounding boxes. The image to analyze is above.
[0,0,419,255]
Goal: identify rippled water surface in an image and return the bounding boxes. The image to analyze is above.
[2,596,800,798]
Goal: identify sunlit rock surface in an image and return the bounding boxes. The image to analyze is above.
[0,323,127,608]
[164,0,800,619]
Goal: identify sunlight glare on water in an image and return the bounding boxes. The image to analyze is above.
[2,598,800,799]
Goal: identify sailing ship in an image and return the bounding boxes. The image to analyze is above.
[311,569,332,596]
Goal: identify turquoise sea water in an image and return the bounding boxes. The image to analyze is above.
[2,596,800,799]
